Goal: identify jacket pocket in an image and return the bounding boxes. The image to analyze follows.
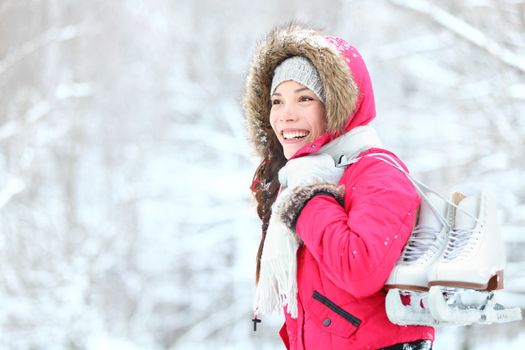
[308,290,361,338]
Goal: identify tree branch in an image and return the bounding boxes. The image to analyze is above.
[0,25,86,76]
[389,0,525,74]
[0,101,51,141]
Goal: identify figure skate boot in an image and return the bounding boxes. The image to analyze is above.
[427,191,522,325]
[385,192,452,326]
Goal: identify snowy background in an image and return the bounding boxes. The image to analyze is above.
[0,0,524,349]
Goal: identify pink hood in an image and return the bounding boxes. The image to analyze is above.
[243,24,376,159]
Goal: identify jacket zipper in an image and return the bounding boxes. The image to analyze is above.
[312,290,362,327]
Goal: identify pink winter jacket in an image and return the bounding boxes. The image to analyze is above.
[279,147,434,349]
[278,37,435,349]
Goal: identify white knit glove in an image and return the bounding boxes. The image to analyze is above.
[278,153,344,189]
[276,153,345,231]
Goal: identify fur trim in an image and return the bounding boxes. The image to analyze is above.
[243,23,359,157]
[278,182,345,232]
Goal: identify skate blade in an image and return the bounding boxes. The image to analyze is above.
[478,302,523,324]
[427,286,522,325]
[385,289,438,326]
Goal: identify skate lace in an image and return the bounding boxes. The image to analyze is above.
[337,152,482,262]
[402,225,442,262]
[443,227,474,260]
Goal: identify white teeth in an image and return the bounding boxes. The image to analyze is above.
[282,131,309,140]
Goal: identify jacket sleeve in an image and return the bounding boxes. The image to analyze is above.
[294,155,420,298]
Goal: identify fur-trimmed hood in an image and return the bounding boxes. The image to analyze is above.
[243,24,376,159]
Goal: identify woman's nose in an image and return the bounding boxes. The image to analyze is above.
[279,104,298,122]
[280,114,297,122]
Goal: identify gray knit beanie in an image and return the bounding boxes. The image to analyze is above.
[270,56,325,103]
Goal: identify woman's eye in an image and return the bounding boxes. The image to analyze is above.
[299,96,314,102]
[271,99,282,105]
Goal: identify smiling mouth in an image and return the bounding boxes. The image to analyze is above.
[282,130,310,140]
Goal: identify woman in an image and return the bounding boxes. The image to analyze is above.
[244,23,434,350]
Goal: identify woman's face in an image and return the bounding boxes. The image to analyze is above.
[269,80,327,159]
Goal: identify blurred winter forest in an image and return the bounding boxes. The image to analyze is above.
[0,0,524,349]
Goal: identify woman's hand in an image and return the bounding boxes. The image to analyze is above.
[275,153,345,231]
[278,153,344,189]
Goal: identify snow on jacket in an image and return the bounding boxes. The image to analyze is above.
[244,24,434,349]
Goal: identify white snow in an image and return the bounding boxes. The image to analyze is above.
[0,177,25,208]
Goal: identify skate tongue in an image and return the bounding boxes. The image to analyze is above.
[418,193,447,229]
[455,196,479,229]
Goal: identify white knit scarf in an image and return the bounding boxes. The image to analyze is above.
[254,126,382,318]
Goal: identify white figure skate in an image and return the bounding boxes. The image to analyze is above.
[385,192,453,326]
[427,191,522,325]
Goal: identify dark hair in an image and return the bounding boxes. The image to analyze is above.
[252,151,287,283]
